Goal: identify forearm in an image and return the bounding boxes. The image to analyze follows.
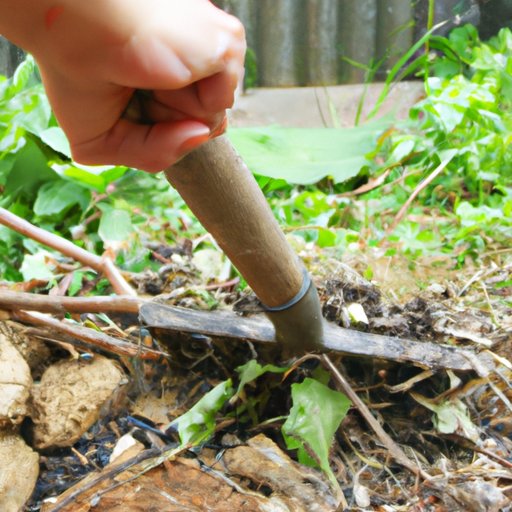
[0,0,134,58]
[0,0,47,50]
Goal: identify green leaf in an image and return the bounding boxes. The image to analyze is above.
[282,378,351,488]
[20,252,55,281]
[235,360,288,396]
[98,207,134,243]
[411,393,479,442]
[34,180,91,216]
[228,122,390,184]
[68,271,84,297]
[39,127,72,157]
[57,163,128,192]
[3,138,57,200]
[170,379,234,446]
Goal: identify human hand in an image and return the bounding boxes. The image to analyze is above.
[29,0,245,172]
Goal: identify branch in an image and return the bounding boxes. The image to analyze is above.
[0,207,136,296]
[0,289,143,314]
[12,310,167,360]
[386,153,454,234]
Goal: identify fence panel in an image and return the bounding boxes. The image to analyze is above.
[0,1,508,84]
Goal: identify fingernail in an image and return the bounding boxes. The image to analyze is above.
[210,116,228,138]
[178,127,210,154]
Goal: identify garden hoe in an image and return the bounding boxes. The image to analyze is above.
[162,136,325,353]
[136,136,493,373]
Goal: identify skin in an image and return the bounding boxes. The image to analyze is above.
[0,0,246,172]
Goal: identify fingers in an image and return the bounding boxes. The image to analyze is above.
[147,84,230,129]
[70,119,211,173]
[197,68,240,113]
[108,5,246,91]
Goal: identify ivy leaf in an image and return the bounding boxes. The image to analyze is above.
[34,180,91,216]
[282,378,351,488]
[235,360,288,396]
[20,252,55,281]
[169,379,234,446]
[4,139,57,200]
[39,127,72,157]
[98,207,133,243]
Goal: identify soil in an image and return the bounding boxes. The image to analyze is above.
[0,247,510,512]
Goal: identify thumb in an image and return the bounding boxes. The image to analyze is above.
[71,119,210,172]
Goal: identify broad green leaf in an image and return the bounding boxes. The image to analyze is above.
[235,360,287,396]
[39,127,72,157]
[68,271,84,297]
[98,207,133,243]
[34,180,91,216]
[4,139,57,199]
[57,163,128,192]
[228,123,390,184]
[170,379,234,446]
[282,378,351,488]
[20,252,55,281]
[14,89,52,135]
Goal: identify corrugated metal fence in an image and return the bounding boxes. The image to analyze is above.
[215,0,483,86]
[0,0,506,85]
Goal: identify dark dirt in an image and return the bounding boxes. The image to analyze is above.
[2,246,511,511]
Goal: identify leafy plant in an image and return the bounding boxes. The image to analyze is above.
[372,25,512,263]
[168,379,234,446]
[228,121,390,185]
[282,378,351,489]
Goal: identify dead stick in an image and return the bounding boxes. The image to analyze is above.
[0,289,143,314]
[387,155,453,234]
[321,354,431,480]
[0,207,136,296]
[13,310,166,360]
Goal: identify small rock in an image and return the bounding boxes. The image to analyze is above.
[0,321,51,378]
[0,332,32,427]
[426,283,446,295]
[31,355,126,449]
[0,432,39,512]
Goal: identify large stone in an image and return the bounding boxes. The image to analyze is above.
[0,432,39,512]
[31,355,127,449]
[0,332,32,427]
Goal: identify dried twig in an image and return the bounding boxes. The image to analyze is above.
[0,207,136,296]
[46,443,188,512]
[386,154,454,234]
[0,289,143,315]
[321,354,431,480]
[12,310,166,360]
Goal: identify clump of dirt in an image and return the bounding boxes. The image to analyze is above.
[0,432,39,512]
[0,332,31,428]
[31,356,127,449]
[1,249,511,512]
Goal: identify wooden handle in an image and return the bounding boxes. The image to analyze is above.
[165,136,303,308]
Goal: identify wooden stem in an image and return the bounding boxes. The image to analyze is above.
[0,207,136,296]
[0,289,142,314]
